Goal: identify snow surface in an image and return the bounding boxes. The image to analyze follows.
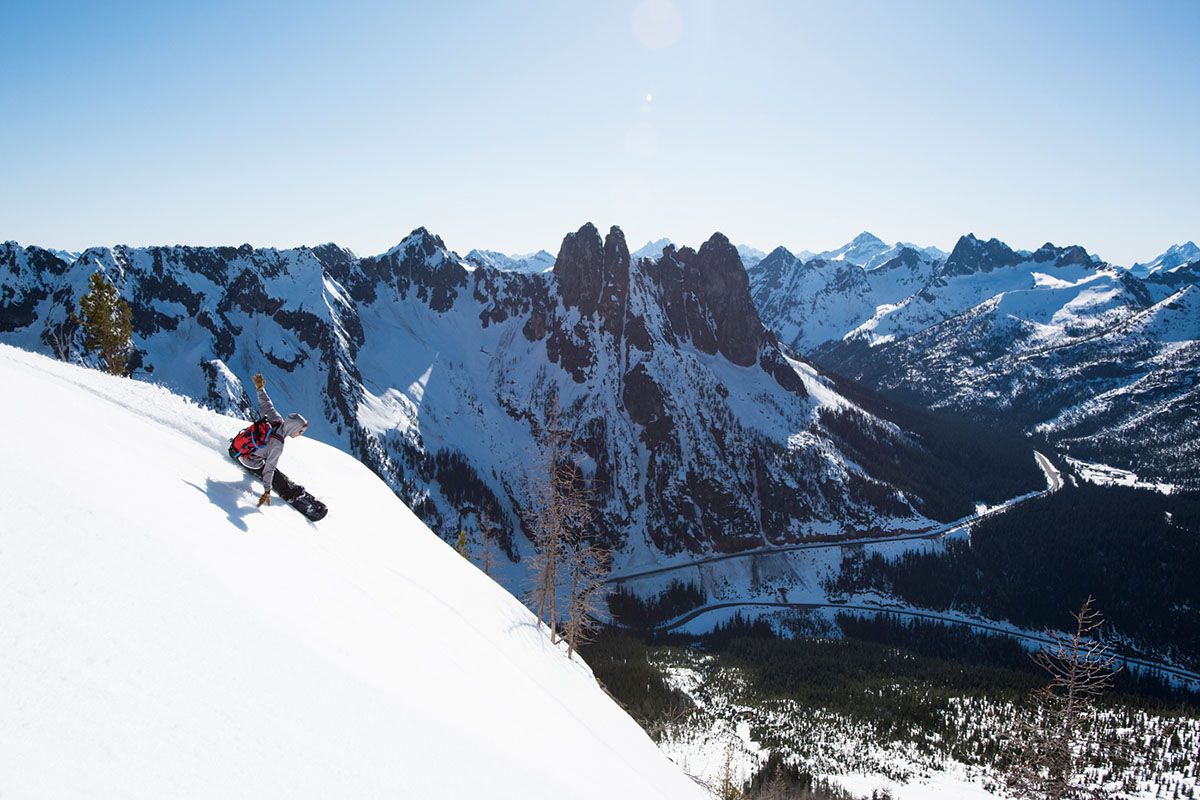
[1063,455,1180,494]
[0,345,709,800]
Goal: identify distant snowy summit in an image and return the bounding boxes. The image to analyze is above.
[631,238,673,262]
[1131,241,1200,277]
[465,248,555,274]
[802,231,947,270]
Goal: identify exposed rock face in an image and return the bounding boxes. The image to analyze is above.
[1,225,989,575]
[938,233,1024,278]
[682,233,761,367]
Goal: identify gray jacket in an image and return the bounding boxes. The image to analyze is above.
[240,385,308,491]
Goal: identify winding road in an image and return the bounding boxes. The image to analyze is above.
[606,451,1061,586]
[654,600,1200,690]
[602,451,1199,690]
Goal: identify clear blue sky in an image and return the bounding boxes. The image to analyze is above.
[2,0,1197,266]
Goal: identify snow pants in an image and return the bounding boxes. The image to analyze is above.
[227,444,305,501]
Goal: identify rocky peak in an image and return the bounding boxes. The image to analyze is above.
[352,227,466,311]
[940,234,1022,278]
[746,246,800,293]
[554,222,606,317]
[758,245,799,271]
[683,232,762,367]
[599,226,631,338]
[382,227,449,262]
[552,223,631,339]
[1032,242,1094,268]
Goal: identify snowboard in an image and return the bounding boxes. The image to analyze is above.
[284,490,328,522]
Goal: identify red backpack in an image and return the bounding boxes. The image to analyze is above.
[230,417,283,458]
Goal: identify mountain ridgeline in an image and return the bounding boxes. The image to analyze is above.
[747,233,1200,486]
[1,225,1039,574]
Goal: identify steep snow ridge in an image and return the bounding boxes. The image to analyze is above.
[0,344,707,800]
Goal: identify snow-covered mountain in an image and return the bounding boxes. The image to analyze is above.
[632,238,673,262]
[748,232,1200,484]
[1130,241,1200,277]
[803,232,947,271]
[747,244,942,353]
[735,244,767,269]
[466,247,556,273]
[2,225,1023,584]
[0,344,708,800]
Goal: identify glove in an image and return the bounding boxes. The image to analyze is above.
[257,491,271,507]
[252,373,265,390]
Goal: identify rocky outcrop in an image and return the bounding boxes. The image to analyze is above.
[681,233,762,367]
[939,234,1023,278]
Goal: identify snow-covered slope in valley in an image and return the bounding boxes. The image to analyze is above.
[0,345,708,800]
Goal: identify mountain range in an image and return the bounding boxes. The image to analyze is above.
[2,223,1194,583]
[3,226,1041,584]
[746,233,1200,485]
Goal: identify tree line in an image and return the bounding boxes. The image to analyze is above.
[825,483,1200,669]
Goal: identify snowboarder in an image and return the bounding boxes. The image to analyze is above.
[228,373,309,508]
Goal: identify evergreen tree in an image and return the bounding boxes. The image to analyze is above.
[454,530,470,559]
[74,271,133,375]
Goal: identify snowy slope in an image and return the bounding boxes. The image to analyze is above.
[0,345,708,800]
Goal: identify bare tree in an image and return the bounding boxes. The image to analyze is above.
[1007,595,1123,800]
[45,317,80,362]
[477,502,497,577]
[526,394,581,644]
[524,394,610,659]
[562,517,610,659]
